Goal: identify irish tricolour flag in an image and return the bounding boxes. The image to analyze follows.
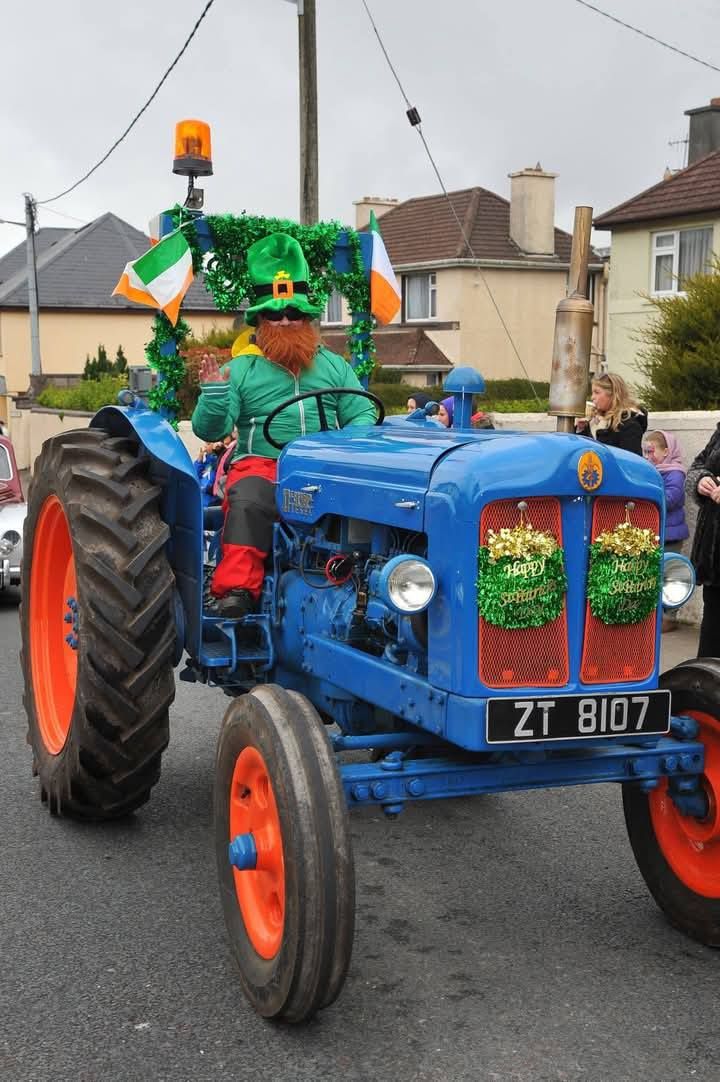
[369,210,401,324]
[112,229,193,326]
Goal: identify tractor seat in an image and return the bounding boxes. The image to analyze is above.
[203,504,225,531]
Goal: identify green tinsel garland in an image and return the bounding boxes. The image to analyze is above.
[144,312,191,427]
[144,209,376,419]
[587,547,662,625]
[476,546,567,629]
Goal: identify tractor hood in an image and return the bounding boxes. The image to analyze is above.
[277,421,480,531]
[277,423,665,531]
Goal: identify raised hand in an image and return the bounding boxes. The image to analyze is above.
[199,353,229,383]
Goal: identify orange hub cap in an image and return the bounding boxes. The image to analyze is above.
[29,495,78,755]
[229,747,285,959]
[650,711,720,898]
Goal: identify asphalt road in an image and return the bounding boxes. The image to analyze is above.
[2,598,718,1082]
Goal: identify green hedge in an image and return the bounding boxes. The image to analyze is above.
[37,376,128,413]
[369,379,549,414]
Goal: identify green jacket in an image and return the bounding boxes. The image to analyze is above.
[191,346,377,461]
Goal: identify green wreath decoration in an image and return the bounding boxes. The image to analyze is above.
[587,519,662,625]
[144,208,375,423]
[476,509,567,630]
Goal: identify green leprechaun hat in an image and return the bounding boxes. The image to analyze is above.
[244,232,323,325]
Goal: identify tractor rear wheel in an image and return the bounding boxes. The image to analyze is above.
[623,659,720,946]
[214,685,355,1022]
[20,427,176,819]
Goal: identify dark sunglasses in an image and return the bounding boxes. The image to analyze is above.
[262,307,307,322]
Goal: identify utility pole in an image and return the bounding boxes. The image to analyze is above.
[23,194,42,386]
[297,0,319,224]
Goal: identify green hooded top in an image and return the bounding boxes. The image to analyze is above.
[191,345,377,462]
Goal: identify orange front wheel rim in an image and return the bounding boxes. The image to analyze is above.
[650,711,720,898]
[229,747,285,959]
[29,495,78,755]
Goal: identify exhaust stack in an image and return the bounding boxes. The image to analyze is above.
[548,206,594,433]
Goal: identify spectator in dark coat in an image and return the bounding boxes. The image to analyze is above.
[686,423,720,656]
[643,430,689,632]
[575,372,647,455]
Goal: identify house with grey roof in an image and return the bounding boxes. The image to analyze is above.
[345,167,607,384]
[594,97,720,383]
[0,212,236,412]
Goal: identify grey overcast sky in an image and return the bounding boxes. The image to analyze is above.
[1,0,719,258]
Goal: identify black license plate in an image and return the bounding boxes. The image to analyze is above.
[486,690,671,744]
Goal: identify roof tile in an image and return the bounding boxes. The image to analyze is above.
[367,186,578,264]
[594,149,720,228]
[0,212,220,311]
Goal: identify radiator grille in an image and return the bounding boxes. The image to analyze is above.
[580,497,659,684]
[478,498,569,688]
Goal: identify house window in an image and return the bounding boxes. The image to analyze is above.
[323,289,343,324]
[652,227,713,294]
[404,272,437,320]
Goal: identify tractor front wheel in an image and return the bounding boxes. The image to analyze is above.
[214,685,355,1022]
[623,659,720,946]
[20,428,176,818]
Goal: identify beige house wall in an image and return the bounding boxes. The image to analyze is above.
[420,265,607,384]
[0,308,236,397]
[605,218,720,388]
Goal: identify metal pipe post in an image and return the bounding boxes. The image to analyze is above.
[567,206,592,299]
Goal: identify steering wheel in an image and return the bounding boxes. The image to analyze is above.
[262,388,385,451]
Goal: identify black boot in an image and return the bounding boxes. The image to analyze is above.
[205,588,257,620]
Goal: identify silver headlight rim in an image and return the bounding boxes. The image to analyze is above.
[662,552,695,610]
[383,557,437,614]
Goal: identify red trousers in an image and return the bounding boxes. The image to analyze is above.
[211,456,278,599]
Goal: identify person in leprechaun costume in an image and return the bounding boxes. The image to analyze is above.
[192,232,377,619]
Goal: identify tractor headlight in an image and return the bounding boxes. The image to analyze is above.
[662,553,695,609]
[376,556,436,614]
[0,530,20,556]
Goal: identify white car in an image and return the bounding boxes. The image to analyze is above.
[0,436,25,590]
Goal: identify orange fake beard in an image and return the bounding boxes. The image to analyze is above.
[255,319,320,374]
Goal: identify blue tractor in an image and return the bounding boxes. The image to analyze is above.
[19,208,719,1025]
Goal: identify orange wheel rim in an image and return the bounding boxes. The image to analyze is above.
[229,747,285,959]
[650,710,720,898]
[29,495,78,755]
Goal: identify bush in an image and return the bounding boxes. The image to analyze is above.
[636,258,720,409]
[484,378,549,401]
[372,365,403,384]
[184,326,239,350]
[37,376,128,413]
[83,344,128,381]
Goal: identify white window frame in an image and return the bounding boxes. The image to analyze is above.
[404,272,437,321]
[651,226,713,296]
[322,289,344,325]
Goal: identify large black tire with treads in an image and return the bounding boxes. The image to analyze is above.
[623,659,720,946]
[20,427,176,819]
[215,685,355,1022]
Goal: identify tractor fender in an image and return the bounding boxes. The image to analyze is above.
[91,405,204,657]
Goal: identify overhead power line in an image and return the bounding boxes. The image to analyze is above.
[37,0,218,206]
[40,205,88,225]
[572,0,720,74]
[359,0,543,407]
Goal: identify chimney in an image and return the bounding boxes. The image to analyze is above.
[508,164,558,256]
[685,98,720,165]
[353,196,399,231]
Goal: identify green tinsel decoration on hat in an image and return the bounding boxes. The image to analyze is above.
[476,507,567,629]
[587,517,661,625]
